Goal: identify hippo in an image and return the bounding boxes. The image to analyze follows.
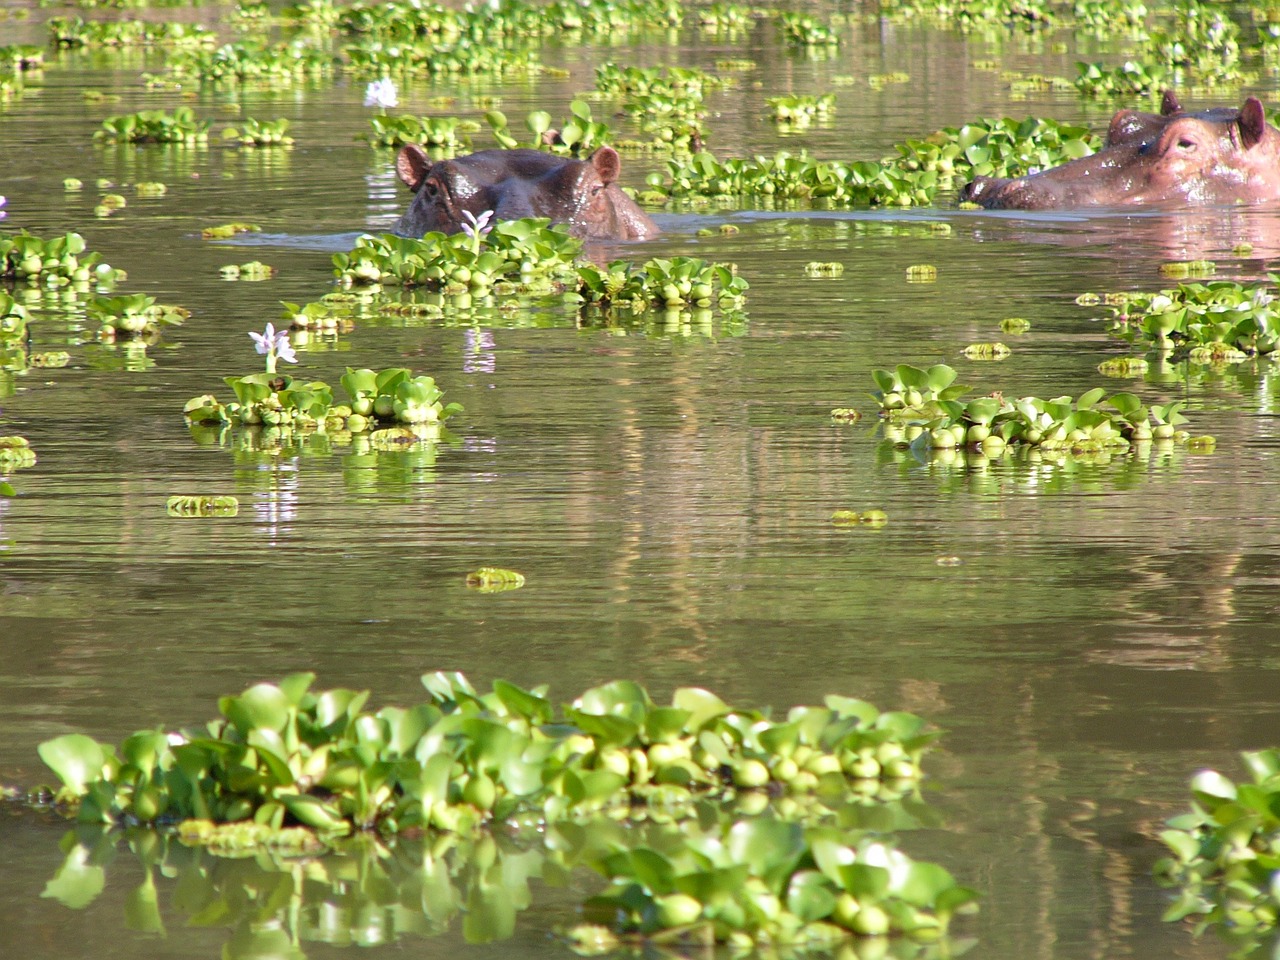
[960,96,1280,210]
[393,145,658,241]
[1103,90,1183,146]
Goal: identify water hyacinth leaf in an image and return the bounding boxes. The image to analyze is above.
[672,864,750,904]
[892,861,958,906]
[837,862,891,900]
[787,869,838,922]
[1077,387,1106,409]
[1159,828,1203,862]
[279,793,347,832]
[726,819,805,891]
[1241,749,1280,783]
[421,671,479,706]
[493,679,552,724]
[625,847,678,894]
[571,769,629,805]
[672,687,731,730]
[895,364,930,391]
[1190,769,1238,804]
[119,731,170,776]
[823,696,880,726]
[460,717,524,770]
[220,683,291,735]
[571,686,646,727]
[314,688,370,730]
[38,735,108,795]
[644,707,692,744]
[925,364,957,393]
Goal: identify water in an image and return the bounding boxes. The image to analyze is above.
[4,2,1280,957]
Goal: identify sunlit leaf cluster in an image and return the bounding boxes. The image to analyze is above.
[47,15,216,48]
[1098,279,1280,361]
[1156,750,1280,941]
[88,294,187,342]
[36,673,938,836]
[576,256,748,311]
[161,41,336,86]
[0,231,125,286]
[366,114,473,151]
[870,362,1197,459]
[185,365,462,439]
[221,117,294,147]
[94,107,210,145]
[767,94,836,127]
[333,220,582,292]
[778,11,840,45]
[654,117,1098,208]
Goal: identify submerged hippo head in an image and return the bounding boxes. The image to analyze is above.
[1103,90,1184,146]
[960,96,1280,210]
[393,146,658,242]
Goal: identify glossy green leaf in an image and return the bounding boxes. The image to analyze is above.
[38,734,107,795]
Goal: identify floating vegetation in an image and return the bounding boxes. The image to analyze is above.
[779,10,840,45]
[366,113,471,151]
[35,673,940,836]
[220,261,276,280]
[166,495,239,517]
[1157,750,1280,941]
[961,342,1011,359]
[868,362,1198,458]
[767,94,835,127]
[63,178,82,192]
[831,509,887,527]
[202,222,260,239]
[654,115,1097,208]
[162,41,337,86]
[94,107,210,145]
[134,181,167,197]
[1098,357,1150,377]
[186,365,462,438]
[465,567,526,591]
[0,292,27,340]
[1160,260,1216,279]
[333,220,582,292]
[906,265,938,281]
[487,101,613,156]
[1101,279,1280,360]
[221,117,294,146]
[805,261,844,277]
[48,16,216,48]
[0,435,35,469]
[89,294,187,341]
[0,231,125,286]
[0,435,35,497]
[576,256,748,311]
[1000,317,1031,333]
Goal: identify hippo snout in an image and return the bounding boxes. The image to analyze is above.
[959,176,1007,205]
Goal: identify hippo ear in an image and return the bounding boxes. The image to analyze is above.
[395,144,432,190]
[590,146,621,186]
[1160,90,1182,116]
[1239,98,1268,150]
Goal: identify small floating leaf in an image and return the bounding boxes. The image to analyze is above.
[166,495,239,517]
[466,567,525,592]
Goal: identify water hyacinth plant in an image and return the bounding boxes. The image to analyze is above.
[867,362,1204,458]
[0,231,125,286]
[1156,750,1280,941]
[34,673,940,835]
[333,219,582,292]
[363,77,398,110]
[1097,279,1280,361]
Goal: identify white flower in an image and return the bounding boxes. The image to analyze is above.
[274,333,297,365]
[249,322,278,355]
[249,322,297,372]
[0,196,6,220]
[460,208,494,240]
[363,78,398,110]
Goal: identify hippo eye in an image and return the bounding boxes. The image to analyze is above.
[1177,137,1196,151]
[423,180,440,199]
